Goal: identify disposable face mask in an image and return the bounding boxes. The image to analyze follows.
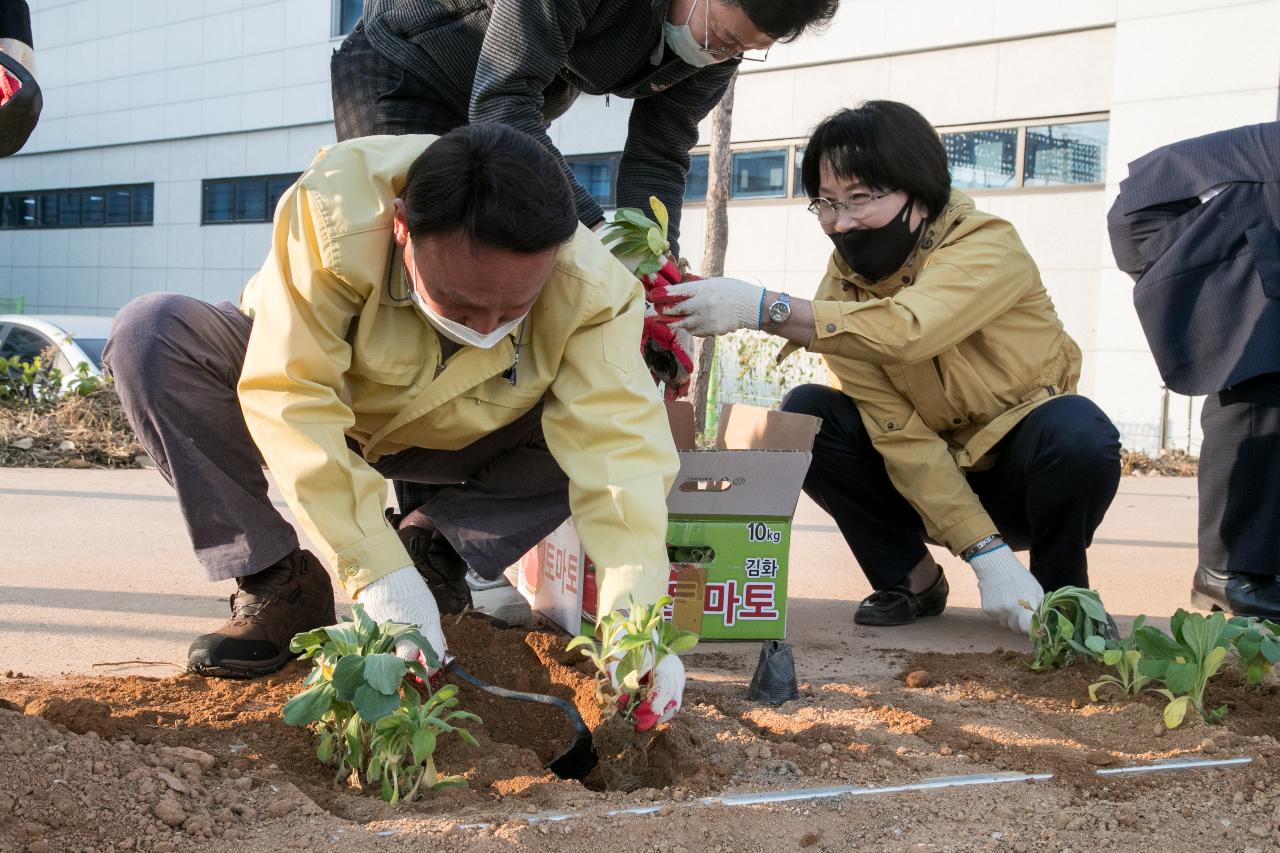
[663,0,725,67]
[407,284,524,349]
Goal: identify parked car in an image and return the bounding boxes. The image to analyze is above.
[0,314,112,387]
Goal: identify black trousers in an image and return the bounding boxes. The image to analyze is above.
[102,294,570,583]
[332,22,466,518]
[781,385,1122,592]
[1198,371,1280,577]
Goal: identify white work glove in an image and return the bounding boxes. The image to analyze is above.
[966,544,1044,634]
[608,653,686,732]
[649,276,764,338]
[356,565,448,672]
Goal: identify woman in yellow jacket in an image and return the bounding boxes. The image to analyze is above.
[653,100,1121,634]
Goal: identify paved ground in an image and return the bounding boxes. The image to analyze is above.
[0,468,1198,682]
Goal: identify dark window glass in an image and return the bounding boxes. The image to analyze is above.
[106,189,131,225]
[943,129,1018,189]
[58,192,81,226]
[73,338,108,369]
[567,156,617,208]
[684,153,709,202]
[203,181,236,223]
[0,184,153,230]
[39,192,58,226]
[792,146,806,197]
[82,190,106,226]
[130,186,154,224]
[0,326,54,362]
[1023,120,1108,186]
[235,179,267,222]
[730,149,787,199]
[266,176,296,214]
[338,0,363,35]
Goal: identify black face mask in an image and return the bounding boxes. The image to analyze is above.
[830,196,924,282]
[0,51,42,158]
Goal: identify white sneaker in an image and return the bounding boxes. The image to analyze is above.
[467,568,533,626]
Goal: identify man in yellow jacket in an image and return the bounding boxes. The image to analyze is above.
[104,125,684,724]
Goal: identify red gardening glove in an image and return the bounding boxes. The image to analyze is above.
[642,310,694,400]
[0,69,18,107]
[609,655,686,732]
[641,256,684,296]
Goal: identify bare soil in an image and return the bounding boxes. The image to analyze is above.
[3,618,1279,853]
[0,390,143,469]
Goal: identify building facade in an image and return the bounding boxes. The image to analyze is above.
[2,0,1278,451]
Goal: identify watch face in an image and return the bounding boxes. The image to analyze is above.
[769,301,790,323]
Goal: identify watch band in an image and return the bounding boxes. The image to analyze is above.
[962,534,1003,561]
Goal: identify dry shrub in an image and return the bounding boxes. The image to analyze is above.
[0,388,142,468]
[1120,447,1198,477]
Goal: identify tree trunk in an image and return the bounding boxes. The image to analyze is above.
[691,70,737,433]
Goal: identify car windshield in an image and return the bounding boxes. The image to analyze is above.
[74,338,107,369]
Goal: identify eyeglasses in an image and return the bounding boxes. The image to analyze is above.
[689,0,771,63]
[806,189,896,223]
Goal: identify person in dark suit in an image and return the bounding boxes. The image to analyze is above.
[1108,121,1280,618]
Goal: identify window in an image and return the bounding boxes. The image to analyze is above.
[0,184,152,230]
[1023,120,1108,187]
[566,154,620,208]
[943,128,1018,190]
[792,146,806,197]
[0,326,54,363]
[201,174,301,225]
[730,149,787,199]
[685,153,709,202]
[334,0,364,37]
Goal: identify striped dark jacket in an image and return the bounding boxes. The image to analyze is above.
[362,0,740,254]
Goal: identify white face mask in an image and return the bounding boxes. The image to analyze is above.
[663,0,726,67]
[407,285,525,350]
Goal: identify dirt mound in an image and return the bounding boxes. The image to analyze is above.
[3,624,1280,852]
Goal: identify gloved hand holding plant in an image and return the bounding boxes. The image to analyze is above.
[568,596,699,732]
[600,198,698,400]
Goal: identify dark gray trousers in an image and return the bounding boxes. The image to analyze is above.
[102,293,571,583]
[1198,371,1280,577]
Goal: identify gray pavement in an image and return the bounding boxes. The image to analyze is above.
[0,468,1198,683]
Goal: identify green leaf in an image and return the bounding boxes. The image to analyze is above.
[456,726,478,747]
[668,633,700,654]
[353,684,401,723]
[330,654,366,702]
[1204,644,1228,678]
[1163,694,1189,729]
[1236,631,1263,663]
[352,604,378,647]
[565,635,594,651]
[363,653,406,695]
[316,731,334,764]
[283,682,335,726]
[323,622,362,656]
[290,627,330,654]
[1101,648,1122,666]
[616,208,659,231]
[1261,636,1280,663]
[649,195,669,236]
[646,227,668,256]
[1138,656,1170,679]
[411,728,437,765]
[1074,591,1107,623]
[1163,661,1198,696]
[1084,635,1107,655]
[635,256,662,275]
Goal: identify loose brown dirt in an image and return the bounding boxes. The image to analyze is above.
[3,619,1280,853]
[0,390,143,469]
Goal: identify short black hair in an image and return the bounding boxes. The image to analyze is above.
[801,100,951,219]
[402,123,578,253]
[733,0,839,43]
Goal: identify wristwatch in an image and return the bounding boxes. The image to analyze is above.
[766,292,791,326]
[962,533,1004,561]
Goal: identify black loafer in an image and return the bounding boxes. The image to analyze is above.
[1192,565,1280,619]
[855,569,949,627]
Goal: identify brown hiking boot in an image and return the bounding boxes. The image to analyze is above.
[187,549,336,679]
[390,509,472,615]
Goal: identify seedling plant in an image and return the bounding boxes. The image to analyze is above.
[283,603,480,803]
[568,595,699,725]
[599,195,673,277]
[1027,586,1110,671]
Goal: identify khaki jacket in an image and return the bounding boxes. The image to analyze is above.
[239,135,678,613]
[781,191,1081,554]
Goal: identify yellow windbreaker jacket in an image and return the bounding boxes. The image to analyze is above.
[238,135,678,614]
[781,191,1082,554]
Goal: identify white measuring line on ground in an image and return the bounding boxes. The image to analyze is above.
[391,756,1249,834]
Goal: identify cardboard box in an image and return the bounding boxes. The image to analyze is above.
[516,402,819,640]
